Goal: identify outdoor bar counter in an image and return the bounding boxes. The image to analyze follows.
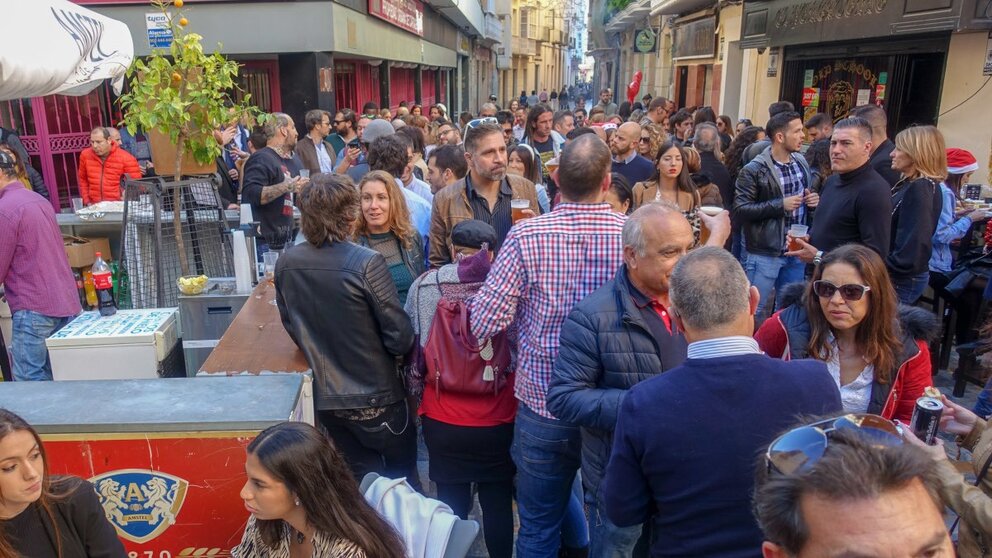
[0,374,307,554]
[198,280,309,375]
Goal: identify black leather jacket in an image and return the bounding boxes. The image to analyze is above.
[733,147,811,257]
[275,240,414,411]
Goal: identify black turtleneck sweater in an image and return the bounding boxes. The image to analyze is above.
[809,162,892,258]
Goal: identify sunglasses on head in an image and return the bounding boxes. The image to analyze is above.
[766,414,902,475]
[812,280,872,301]
[466,117,498,129]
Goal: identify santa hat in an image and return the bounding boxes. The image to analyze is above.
[947,148,978,175]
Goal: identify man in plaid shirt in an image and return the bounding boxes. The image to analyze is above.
[733,110,818,323]
[469,135,625,556]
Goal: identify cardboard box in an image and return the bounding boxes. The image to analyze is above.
[63,236,95,268]
[88,237,112,261]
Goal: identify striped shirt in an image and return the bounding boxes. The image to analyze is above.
[470,202,626,418]
[686,336,762,360]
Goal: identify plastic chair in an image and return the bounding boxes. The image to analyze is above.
[360,472,479,558]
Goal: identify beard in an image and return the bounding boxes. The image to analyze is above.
[477,166,506,182]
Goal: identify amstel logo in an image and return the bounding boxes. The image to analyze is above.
[90,469,189,543]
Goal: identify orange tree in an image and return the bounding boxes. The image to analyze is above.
[118,0,265,275]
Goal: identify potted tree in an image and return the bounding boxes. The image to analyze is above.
[118,0,264,277]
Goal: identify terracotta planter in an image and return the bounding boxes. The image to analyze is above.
[147,128,215,176]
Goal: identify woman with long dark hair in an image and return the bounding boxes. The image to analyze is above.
[233,422,405,558]
[630,140,721,243]
[0,409,125,557]
[755,244,935,422]
[507,145,551,212]
[723,125,766,184]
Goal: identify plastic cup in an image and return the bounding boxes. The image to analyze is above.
[72,198,84,213]
[699,205,723,216]
[298,169,310,179]
[262,251,279,282]
[511,199,530,223]
[788,224,809,251]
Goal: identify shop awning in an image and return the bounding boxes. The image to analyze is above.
[0,0,134,101]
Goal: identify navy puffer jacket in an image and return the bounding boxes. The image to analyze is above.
[547,265,687,496]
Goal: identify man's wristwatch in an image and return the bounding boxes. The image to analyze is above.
[813,250,824,265]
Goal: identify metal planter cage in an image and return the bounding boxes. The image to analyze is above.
[119,175,234,309]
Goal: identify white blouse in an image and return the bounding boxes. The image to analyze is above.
[825,339,875,414]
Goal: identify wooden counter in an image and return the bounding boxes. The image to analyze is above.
[198,281,309,374]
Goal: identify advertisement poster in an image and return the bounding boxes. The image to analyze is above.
[44,433,255,556]
[802,87,820,107]
[856,88,871,107]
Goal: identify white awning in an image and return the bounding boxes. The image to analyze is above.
[0,0,134,100]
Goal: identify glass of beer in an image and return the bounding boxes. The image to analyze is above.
[511,198,530,223]
[698,205,723,245]
[787,224,809,251]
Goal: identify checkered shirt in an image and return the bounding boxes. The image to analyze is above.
[469,202,626,419]
[774,155,808,235]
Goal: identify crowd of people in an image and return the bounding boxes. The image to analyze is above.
[4,85,992,558]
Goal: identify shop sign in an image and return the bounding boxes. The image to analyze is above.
[145,12,172,50]
[773,0,888,30]
[802,87,820,107]
[369,0,424,37]
[810,60,880,88]
[767,47,780,77]
[673,17,716,60]
[91,469,189,543]
[634,28,659,54]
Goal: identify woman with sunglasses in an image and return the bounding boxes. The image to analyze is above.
[903,394,992,557]
[0,409,126,556]
[755,244,936,422]
[637,123,666,161]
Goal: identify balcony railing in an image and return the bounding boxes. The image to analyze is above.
[512,36,537,56]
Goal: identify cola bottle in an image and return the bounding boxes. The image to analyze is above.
[91,252,117,317]
[72,269,89,310]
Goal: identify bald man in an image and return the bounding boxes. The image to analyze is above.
[610,122,655,185]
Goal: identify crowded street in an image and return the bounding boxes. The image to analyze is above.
[2,0,992,557]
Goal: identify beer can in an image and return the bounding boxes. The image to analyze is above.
[910,397,943,445]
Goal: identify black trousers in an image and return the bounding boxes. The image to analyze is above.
[317,399,421,492]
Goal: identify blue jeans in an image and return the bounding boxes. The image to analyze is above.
[512,404,583,557]
[587,493,642,558]
[743,250,806,320]
[11,310,73,381]
[563,475,589,549]
[974,376,992,419]
[892,272,930,305]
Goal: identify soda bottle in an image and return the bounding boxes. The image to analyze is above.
[82,269,98,309]
[91,252,117,317]
[72,269,88,310]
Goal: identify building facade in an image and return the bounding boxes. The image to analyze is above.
[3,0,515,209]
[497,0,576,106]
[738,0,992,183]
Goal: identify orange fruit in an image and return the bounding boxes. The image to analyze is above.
[174,0,184,6]
[171,72,182,82]
[178,17,188,26]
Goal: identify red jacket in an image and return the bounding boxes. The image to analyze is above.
[76,142,141,205]
[755,305,935,422]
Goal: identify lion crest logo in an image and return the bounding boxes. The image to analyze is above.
[90,469,188,543]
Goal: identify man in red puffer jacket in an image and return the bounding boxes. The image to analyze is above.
[77,127,141,205]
